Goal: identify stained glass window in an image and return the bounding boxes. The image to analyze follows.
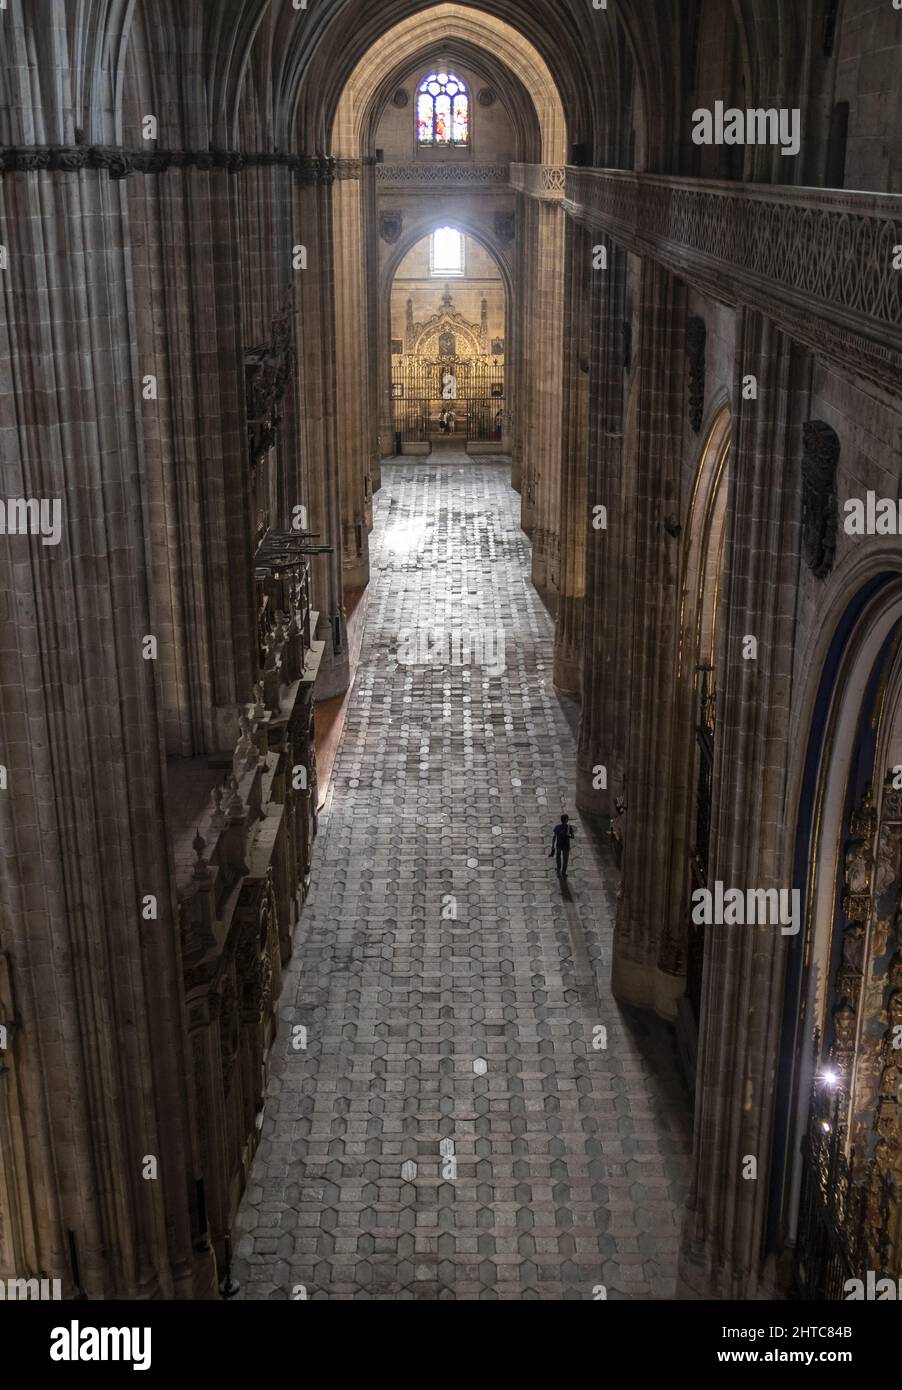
[417,72,469,146]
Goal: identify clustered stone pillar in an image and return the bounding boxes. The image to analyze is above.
[680,310,806,1298]
[295,161,350,699]
[331,160,372,592]
[553,217,592,694]
[509,195,530,500]
[611,260,686,1016]
[0,164,214,1298]
[576,237,628,819]
[526,199,565,599]
[130,162,257,758]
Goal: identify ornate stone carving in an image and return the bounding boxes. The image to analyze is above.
[0,144,335,183]
[826,785,878,1091]
[392,89,409,108]
[685,315,706,433]
[380,213,402,245]
[509,164,566,202]
[294,154,337,186]
[494,211,515,242]
[218,976,239,1098]
[235,715,258,774]
[192,829,210,881]
[246,300,295,467]
[333,157,364,181]
[226,776,245,821]
[563,168,902,395]
[375,163,509,187]
[801,420,839,579]
[841,785,876,923]
[404,287,485,358]
[830,1000,856,1070]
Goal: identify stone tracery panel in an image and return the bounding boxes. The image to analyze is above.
[406,288,487,358]
[376,163,510,186]
[509,163,566,200]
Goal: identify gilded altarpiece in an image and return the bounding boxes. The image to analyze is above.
[392,288,505,443]
[798,774,901,1295]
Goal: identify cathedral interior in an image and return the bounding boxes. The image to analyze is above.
[1,0,901,1311]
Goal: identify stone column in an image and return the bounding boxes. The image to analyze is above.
[520,198,565,599]
[296,162,349,699]
[679,310,806,1298]
[611,261,686,1017]
[238,160,303,533]
[553,218,592,695]
[331,159,371,591]
[0,162,213,1299]
[576,237,629,818]
[362,168,382,494]
[511,193,534,505]
[129,162,257,757]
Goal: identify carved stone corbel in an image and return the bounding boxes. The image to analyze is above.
[494,211,515,242]
[686,315,706,433]
[380,213,402,245]
[801,420,840,580]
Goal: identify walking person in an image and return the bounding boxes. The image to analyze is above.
[549,813,575,878]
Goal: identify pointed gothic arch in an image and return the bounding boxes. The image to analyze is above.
[669,404,732,1035]
[773,571,902,1294]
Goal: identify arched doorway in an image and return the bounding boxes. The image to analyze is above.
[779,576,902,1296]
[386,228,509,453]
[325,4,568,580]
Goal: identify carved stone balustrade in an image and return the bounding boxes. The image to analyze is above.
[562,167,902,393]
[376,162,510,189]
[509,163,566,202]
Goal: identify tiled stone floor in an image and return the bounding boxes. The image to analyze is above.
[233,456,691,1300]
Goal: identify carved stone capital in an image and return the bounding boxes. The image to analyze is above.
[333,157,363,181]
[0,144,321,182]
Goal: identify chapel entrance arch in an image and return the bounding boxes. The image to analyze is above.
[778,576,902,1297]
[667,406,732,1052]
[385,226,510,453]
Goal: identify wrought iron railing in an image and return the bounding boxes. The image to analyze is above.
[391,356,505,442]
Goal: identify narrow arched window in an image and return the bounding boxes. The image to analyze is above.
[430,227,464,276]
[417,72,469,147]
